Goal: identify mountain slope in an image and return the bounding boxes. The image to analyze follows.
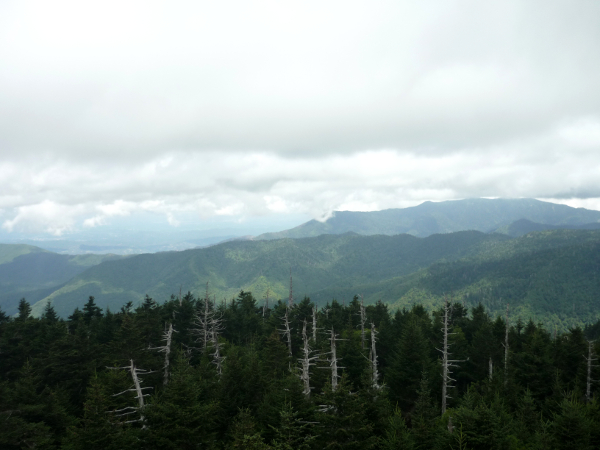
[494,218,600,237]
[0,247,123,315]
[381,234,600,330]
[29,228,600,327]
[257,198,600,239]
[32,231,511,317]
[0,243,47,265]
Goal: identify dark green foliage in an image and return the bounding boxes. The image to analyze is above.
[270,402,315,450]
[18,298,31,320]
[145,353,218,449]
[386,318,433,411]
[551,395,594,450]
[314,376,378,450]
[380,406,414,450]
[0,289,600,449]
[42,301,59,323]
[62,374,140,450]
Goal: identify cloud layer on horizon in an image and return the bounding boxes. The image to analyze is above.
[1,0,600,235]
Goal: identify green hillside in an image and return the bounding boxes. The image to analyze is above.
[0,247,123,315]
[257,198,600,239]
[29,229,600,330]
[494,218,600,237]
[0,243,46,264]
[32,231,510,317]
[371,230,600,330]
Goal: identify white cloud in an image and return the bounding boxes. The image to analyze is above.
[0,1,599,235]
[2,200,86,235]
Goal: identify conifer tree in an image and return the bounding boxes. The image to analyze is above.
[17,298,31,321]
[380,406,414,450]
[145,352,218,449]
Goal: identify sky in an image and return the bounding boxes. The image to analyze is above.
[1,0,600,239]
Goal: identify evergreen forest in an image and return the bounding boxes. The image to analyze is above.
[2,290,600,449]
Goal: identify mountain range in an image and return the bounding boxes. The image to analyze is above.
[1,198,600,329]
[257,198,600,239]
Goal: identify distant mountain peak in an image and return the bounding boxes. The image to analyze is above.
[256,198,600,240]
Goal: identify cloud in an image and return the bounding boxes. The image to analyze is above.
[2,200,86,235]
[0,1,599,234]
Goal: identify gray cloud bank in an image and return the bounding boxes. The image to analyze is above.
[1,1,599,235]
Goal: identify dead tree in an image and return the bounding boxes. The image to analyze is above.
[210,326,226,377]
[208,302,226,377]
[489,357,493,382]
[107,359,154,425]
[192,282,218,354]
[324,328,344,391]
[149,322,176,386]
[370,322,380,389]
[279,307,293,357]
[358,295,367,350]
[439,297,461,415]
[298,320,318,396]
[586,340,598,403]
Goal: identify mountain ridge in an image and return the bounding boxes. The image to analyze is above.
[256,198,600,240]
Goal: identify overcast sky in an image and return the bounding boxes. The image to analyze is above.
[1,0,600,237]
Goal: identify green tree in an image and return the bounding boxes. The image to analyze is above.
[145,353,218,449]
[17,298,31,321]
[380,406,414,450]
[386,318,432,411]
[270,402,315,450]
[314,375,377,450]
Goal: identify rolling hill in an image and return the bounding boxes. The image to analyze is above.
[31,231,511,317]
[0,245,123,315]
[27,228,600,330]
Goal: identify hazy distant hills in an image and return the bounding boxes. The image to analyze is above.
[257,198,600,239]
[494,218,600,237]
[0,244,122,315]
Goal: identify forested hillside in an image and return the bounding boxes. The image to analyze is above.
[30,231,510,317]
[0,245,122,315]
[27,229,600,330]
[1,293,599,449]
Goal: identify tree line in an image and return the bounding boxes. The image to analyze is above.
[1,289,600,449]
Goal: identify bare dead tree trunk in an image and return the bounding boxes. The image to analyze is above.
[586,340,597,403]
[359,295,366,350]
[325,328,344,391]
[299,320,317,396]
[203,283,210,352]
[149,322,176,386]
[192,282,217,354]
[370,322,380,389]
[208,304,225,378]
[130,360,145,417]
[162,323,173,385]
[489,357,493,382]
[439,296,461,415]
[279,308,293,357]
[107,359,154,425]
[211,328,225,377]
